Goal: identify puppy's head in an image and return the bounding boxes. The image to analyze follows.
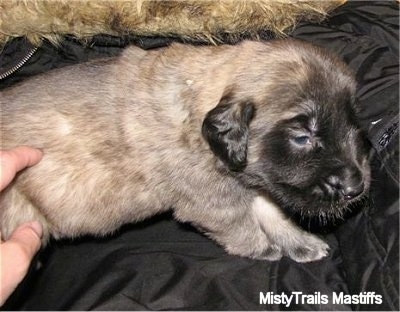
[202,40,371,218]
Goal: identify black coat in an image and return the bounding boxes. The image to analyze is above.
[1,1,398,310]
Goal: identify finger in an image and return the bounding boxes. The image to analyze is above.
[0,147,43,191]
[0,222,43,306]
[7,221,43,256]
[1,146,43,171]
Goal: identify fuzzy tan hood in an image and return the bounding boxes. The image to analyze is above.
[0,0,346,47]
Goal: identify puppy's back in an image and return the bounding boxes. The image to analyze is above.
[0,48,173,240]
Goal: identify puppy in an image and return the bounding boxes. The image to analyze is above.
[0,39,370,262]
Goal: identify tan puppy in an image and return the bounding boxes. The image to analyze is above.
[0,40,370,262]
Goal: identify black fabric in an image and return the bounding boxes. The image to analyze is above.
[1,1,398,310]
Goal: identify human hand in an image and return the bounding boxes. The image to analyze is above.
[0,146,43,306]
[0,146,43,191]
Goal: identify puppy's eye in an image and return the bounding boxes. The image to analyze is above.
[292,135,311,146]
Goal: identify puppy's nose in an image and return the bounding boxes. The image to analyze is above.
[326,166,364,200]
[341,166,365,200]
[342,182,364,200]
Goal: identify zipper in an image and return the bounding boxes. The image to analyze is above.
[378,121,398,149]
[0,46,38,80]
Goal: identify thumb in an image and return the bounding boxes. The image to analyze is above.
[0,222,43,306]
[7,221,43,256]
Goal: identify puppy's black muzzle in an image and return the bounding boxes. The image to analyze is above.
[322,166,365,201]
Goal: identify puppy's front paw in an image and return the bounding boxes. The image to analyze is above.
[256,244,283,261]
[285,233,330,263]
[224,236,284,261]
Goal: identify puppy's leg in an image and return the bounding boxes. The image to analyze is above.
[210,212,284,261]
[174,201,285,261]
[0,187,50,243]
[177,195,328,262]
[252,196,329,262]
[198,196,328,262]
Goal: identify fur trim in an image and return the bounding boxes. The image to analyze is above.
[0,0,346,46]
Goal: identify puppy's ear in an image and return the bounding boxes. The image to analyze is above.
[202,94,255,171]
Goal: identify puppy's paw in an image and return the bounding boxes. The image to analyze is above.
[285,233,330,263]
[224,238,284,261]
[254,244,283,261]
[260,245,283,262]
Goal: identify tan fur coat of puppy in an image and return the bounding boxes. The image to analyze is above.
[0,40,370,262]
